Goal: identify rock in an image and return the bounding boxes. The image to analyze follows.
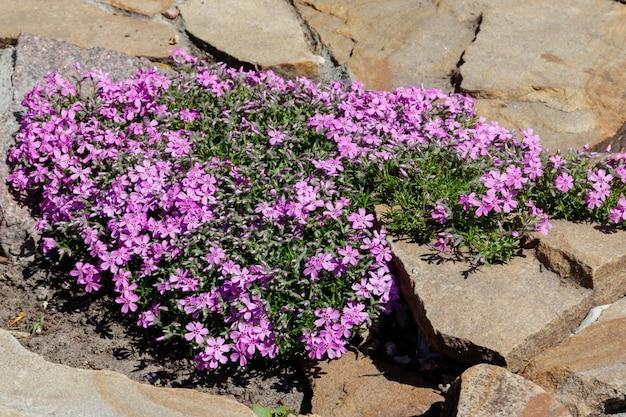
[0,0,178,58]
[105,0,174,17]
[460,0,626,151]
[294,0,479,91]
[0,328,255,417]
[387,233,592,372]
[13,32,150,102]
[443,364,572,417]
[0,34,150,261]
[535,220,626,303]
[179,0,323,78]
[161,6,180,20]
[523,297,626,417]
[307,351,443,417]
[0,47,12,114]
[0,46,36,260]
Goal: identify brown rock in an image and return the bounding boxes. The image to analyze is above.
[161,6,180,20]
[386,232,592,371]
[0,0,178,58]
[294,0,479,91]
[443,364,572,417]
[0,329,255,417]
[535,220,626,302]
[461,0,626,151]
[308,351,443,417]
[180,0,323,78]
[524,297,626,417]
[105,0,174,16]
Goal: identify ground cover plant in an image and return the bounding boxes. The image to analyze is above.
[7,49,626,369]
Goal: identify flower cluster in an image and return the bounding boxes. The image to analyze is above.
[7,49,626,369]
[7,54,400,369]
[308,81,626,263]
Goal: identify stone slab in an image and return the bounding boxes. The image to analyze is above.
[180,0,322,78]
[535,220,626,301]
[294,0,479,91]
[461,0,626,151]
[388,235,592,372]
[443,364,572,417]
[307,351,443,417]
[0,0,178,58]
[523,297,626,416]
[0,329,255,417]
[105,0,174,16]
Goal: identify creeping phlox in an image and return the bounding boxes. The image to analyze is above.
[7,49,626,369]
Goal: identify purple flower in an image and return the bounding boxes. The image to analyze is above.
[313,307,340,328]
[196,337,231,369]
[267,129,287,146]
[609,196,626,223]
[555,172,574,193]
[337,245,360,267]
[347,208,374,230]
[185,321,209,344]
[430,204,448,224]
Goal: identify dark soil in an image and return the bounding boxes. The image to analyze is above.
[0,259,308,412]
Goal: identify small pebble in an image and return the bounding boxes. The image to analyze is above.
[161,6,180,19]
[35,287,50,301]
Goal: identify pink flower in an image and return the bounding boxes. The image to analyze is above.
[555,172,574,192]
[185,321,209,344]
[347,208,374,230]
[609,196,626,224]
[196,337,231,369]
[337,245,360,267]
[431,204,448,224]
[267,129,287,146]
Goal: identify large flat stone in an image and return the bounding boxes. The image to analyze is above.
[180,0,323,78]
[443,364,572,417]
[460,0,626,151]
[0,329,255,417]
[523,297,626,416]
[295,0,479,91]
[388,236,592,372]
[105,0,174,16]
[535,220,626,302]
[0,0,178,58]
[307,351,443,417]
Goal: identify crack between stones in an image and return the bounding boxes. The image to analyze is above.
[451,12,483,94]
[285,0,351,81]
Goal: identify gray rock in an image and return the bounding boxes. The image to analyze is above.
[13,33,150,103]
[0,46,36,260]
[0,328,255,417]
[0,48,12,114]
[524,297,626,417]
[387,233,592,372]
[0,34,150,261]
[443,364,573,417]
